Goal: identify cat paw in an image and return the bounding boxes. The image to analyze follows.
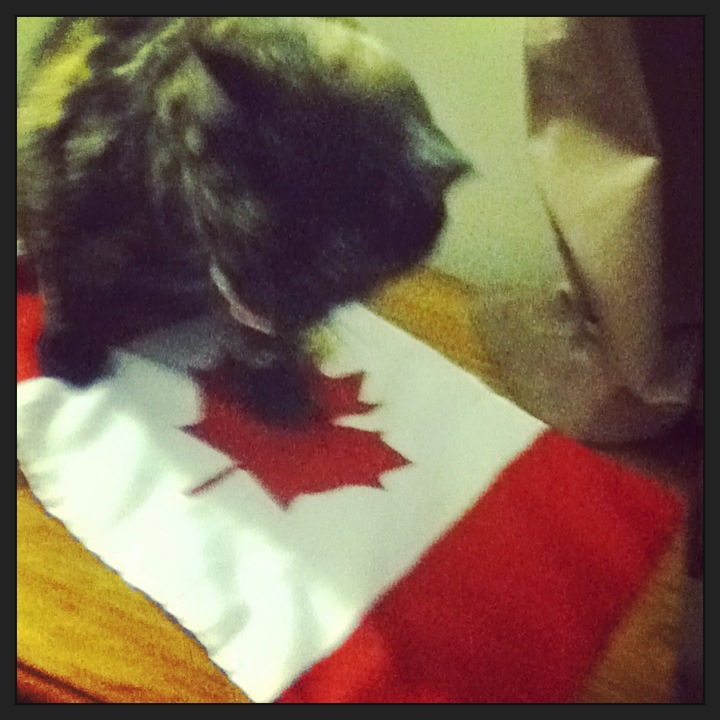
[230,362,317,428]
[37,330,111,387]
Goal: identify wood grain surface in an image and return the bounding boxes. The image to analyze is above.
[17,267,700,703]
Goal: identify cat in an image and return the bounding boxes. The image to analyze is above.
[17,17,470,425]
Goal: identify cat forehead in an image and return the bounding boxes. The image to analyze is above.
[298,18,407,88]
[192,17,415,101]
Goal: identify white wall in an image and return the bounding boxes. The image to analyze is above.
[357,17,563,288]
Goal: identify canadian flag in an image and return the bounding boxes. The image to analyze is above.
[16,288,682,703]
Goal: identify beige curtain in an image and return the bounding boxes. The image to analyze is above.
[474,17,702,442]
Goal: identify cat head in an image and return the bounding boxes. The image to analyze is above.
[146,18,472,328]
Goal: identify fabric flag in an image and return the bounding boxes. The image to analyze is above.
[16,284,683,703]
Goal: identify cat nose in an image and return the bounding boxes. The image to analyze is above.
[408,119,474,193]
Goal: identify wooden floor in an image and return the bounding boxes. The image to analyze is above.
[17,267,703,703]
[369,268,704,704]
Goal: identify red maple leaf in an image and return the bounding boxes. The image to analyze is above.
[183,358,409,507]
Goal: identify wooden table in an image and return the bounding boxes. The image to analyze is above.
[17,268,701,703]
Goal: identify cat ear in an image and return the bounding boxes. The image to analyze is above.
[407,119,473,191]
[191,43,269,108]
[97,17,158,36]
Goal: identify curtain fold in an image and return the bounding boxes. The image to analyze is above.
[473,16,702,442]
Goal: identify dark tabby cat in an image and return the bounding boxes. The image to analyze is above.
[17,17,470,425]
